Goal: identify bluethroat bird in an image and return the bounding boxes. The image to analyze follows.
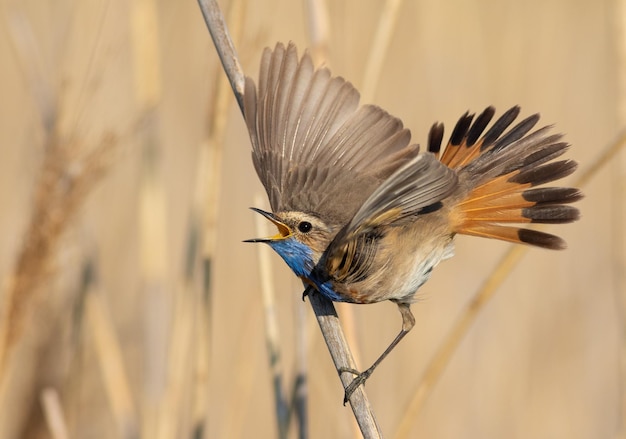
[243,42,582,403]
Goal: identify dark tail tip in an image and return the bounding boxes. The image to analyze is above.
[522,187,583,205]
[428,122,444,154]
[510,159,578,186]
[517,229,567,250]
[522,205,580,224]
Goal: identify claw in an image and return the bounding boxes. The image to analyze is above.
[301,284,316,301]
[338,366,360,376]
[342,369,374,405]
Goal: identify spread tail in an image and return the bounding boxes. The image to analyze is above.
[428,106,582,249]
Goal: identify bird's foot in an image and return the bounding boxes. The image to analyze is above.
[339,366,374,405]
[301,284,317,301]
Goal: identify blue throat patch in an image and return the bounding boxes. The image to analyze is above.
[268,238,316,278]
[267,238,345,302]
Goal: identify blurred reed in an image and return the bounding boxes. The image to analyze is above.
[0,114,114,437]
[83,261,138,438]
[254,195,291,438]
[0,12,114,399]
[0,132,114,380]
[614,0,626,434]
[40,388,69,439]
[359,0,405,103]
[129,0,172,436]
[195,0,247,435]
[304,0,331,65]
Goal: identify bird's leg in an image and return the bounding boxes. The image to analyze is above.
[341,302,415,404]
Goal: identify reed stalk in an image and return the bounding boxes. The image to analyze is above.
[40,387,70,439]
[197,0,383,436]
[84,262,139,438]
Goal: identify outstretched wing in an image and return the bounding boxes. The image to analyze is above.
[323,152,458,284]
[243,42,419,226]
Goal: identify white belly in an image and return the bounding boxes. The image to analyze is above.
[392,240,455,303]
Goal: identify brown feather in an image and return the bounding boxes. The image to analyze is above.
[439,111,473,166]
[243,42,419,225]
[439,106,582,249]
[427,122,444,158]
[326,153,458,286]
[458,223,567,250]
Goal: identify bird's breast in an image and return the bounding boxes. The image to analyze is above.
[329,223,455,304]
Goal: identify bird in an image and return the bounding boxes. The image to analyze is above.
[242,42,582,404]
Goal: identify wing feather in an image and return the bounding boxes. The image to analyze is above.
[243,42,418,225]
[347,153,458,231]
[323,153,458,284]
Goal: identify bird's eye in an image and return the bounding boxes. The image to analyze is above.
[297,221,312,233]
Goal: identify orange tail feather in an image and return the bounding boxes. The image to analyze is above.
[428,106,583,249]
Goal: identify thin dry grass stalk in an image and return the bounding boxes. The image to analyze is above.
[0,133,114,384]
[160,281,197,438]
[254,195,290,438]
[220,305,263,439]
[304,0,331,62]
[131,0,162,110]
[85,271,138,438]
[292,291,309,439]
[197,0,245,113]
[393,128,626,439]
[360,0,406,103]
[6,10,56,132]
[201,0,246,256]
[307,291,383,438]
[614,0,626,432]
[40,387,70,439]
[129,0,179,437]
[193,0,247,433]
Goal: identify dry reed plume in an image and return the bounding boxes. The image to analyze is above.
[0,128,115,437]
[0,134,114,374]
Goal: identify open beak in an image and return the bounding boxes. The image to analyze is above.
[244,207,292,242]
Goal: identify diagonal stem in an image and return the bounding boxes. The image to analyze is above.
[306,288,383,438]
[197,0,383,437]
[197,0,245,114]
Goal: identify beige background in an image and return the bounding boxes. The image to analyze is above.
[0,0,622,438]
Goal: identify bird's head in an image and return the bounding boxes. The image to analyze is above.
[245,207,333,277]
